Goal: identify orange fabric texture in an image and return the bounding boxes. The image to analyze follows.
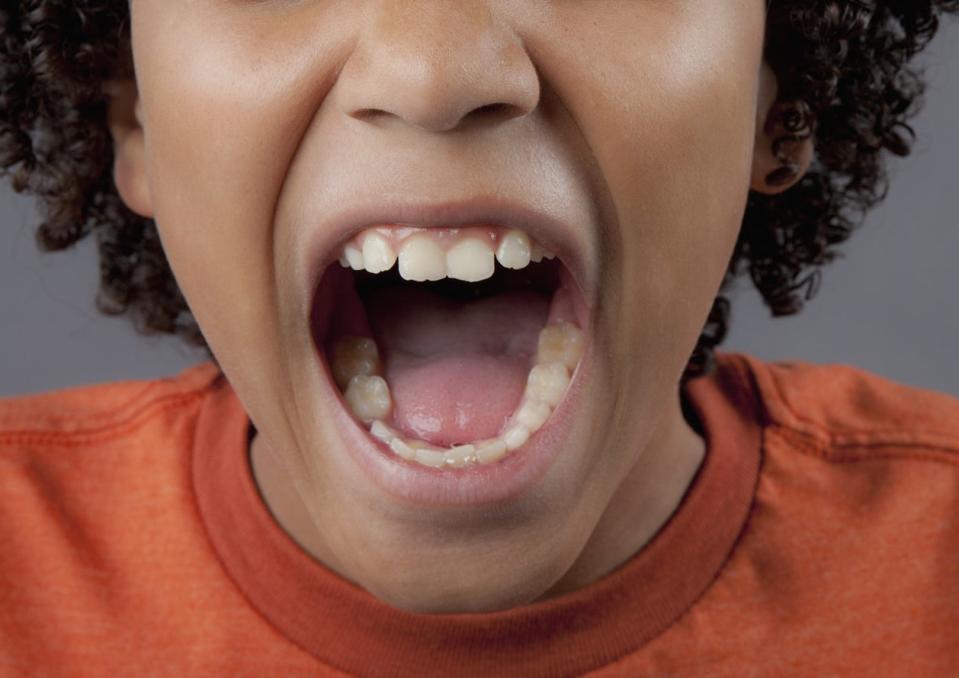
[1,351,958,676]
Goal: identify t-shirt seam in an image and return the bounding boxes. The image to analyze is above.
[0,389,211,448]
[769,423,959,467]
[0,380,162,426]
[750,353,959,455]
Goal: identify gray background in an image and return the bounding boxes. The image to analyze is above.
[2,26,957,398]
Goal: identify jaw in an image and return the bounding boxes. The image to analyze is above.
[249,220,709,612]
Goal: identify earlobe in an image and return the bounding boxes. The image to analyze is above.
[103,78,153,218]
[750,63,815,195]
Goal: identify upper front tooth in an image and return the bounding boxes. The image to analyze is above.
[529,243,556,263]
[495,230,531,270]
[398,235,446,281]
[343,244,364,270]
[447,238,495,282]
[362,233,397,274]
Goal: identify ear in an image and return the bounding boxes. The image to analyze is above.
[102,78,153,218]
[750,62,815,195]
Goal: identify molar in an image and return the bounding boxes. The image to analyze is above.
[331,336,380,390]
[345,374,392,423]
[536,322,584,371]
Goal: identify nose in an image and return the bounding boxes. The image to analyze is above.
[334,2,540,133]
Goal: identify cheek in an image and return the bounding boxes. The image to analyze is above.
[532,5,763,376]
[129,3,351,378]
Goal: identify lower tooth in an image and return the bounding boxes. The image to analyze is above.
[345,375,392,423]
[370,420,398,444]
[474,439,508,464]
[537,322,584,371]
[389,438,417,460]
[414,447,447,468]
[515,399,551,430]
[331,337,380,390]
[353,322,582,469]
[503,424,531,451]
[445,444,476,467]
[526,363,570,408]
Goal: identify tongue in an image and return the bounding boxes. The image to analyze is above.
[364,285,550,446]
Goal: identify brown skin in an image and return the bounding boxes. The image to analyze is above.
[105,1,811,614]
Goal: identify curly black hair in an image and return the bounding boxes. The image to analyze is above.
[1,1,957,382]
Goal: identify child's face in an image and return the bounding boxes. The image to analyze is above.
[113,1,782,612]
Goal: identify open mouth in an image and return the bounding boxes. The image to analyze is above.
[309,223,589,477]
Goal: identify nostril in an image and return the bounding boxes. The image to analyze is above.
[474,103,508,115]
[351,102,525,132]
[471,102,524,122]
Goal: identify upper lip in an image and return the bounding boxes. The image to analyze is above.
[302,193,590,299]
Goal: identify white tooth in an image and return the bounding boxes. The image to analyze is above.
[530,243,545,263]
[526,363,570,408]
[408,440,439,450]
[445,444,476,468]
[447,238,495,282]
[515,399,551,431]
[344,244,365,270]
[370,420,398,445]
[331,337,380,390]
[474,439,508,464]
[339,254,350,268]
[495,230,531,270]
[345,374,392,423]
[398,235,446,281]
[389,438,417,461]
[362,233,396,274]
[536,322,584,371]
[414,447,447,468]
[503,424,531,451]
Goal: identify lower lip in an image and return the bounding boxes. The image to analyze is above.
[318,344,592,507]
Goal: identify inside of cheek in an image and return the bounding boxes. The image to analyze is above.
[310,259,571,447]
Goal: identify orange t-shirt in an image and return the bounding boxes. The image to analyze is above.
[1,351,958,676]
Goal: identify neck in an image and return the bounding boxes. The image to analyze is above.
[249,387,705,610]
